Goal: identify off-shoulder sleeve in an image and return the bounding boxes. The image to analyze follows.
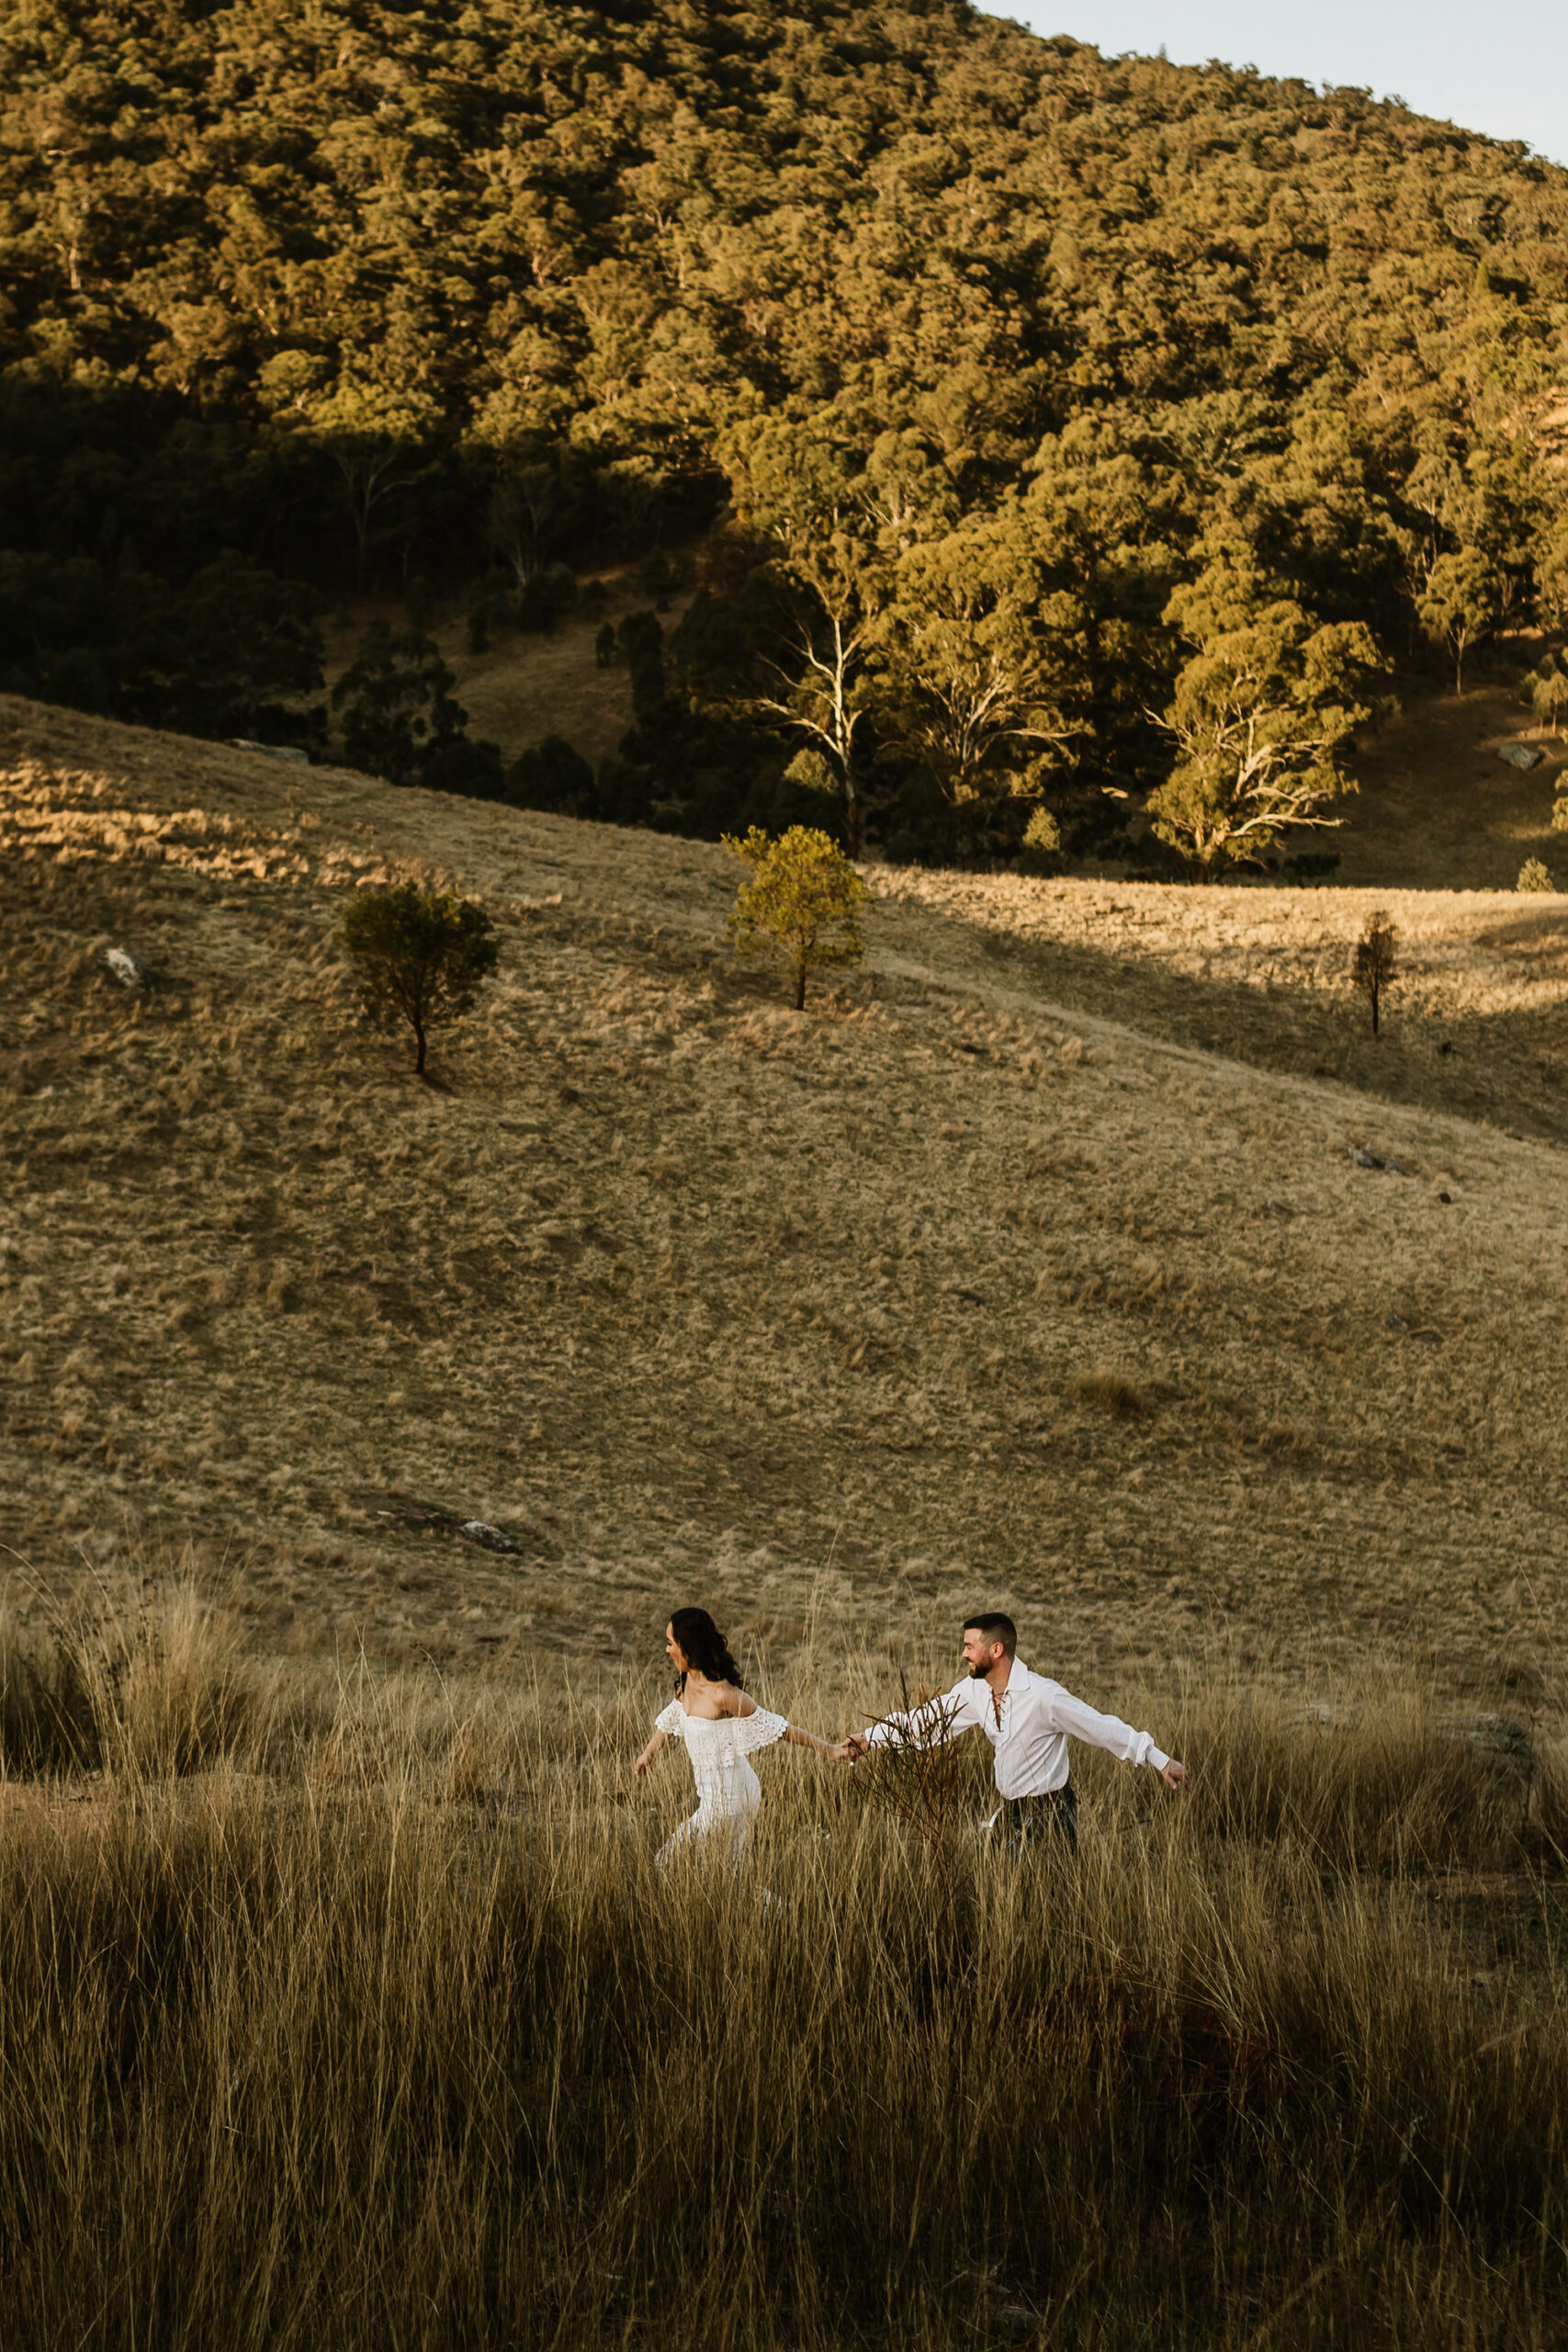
[732,1704,789,1755]
[654,1700,685,1738]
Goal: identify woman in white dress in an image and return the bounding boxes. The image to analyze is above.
[633,1608,849,1866]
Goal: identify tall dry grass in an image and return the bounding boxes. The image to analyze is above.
[2,1639,1566,2348]
[0,1569,261,1779]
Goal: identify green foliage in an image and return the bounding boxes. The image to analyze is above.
[782,749,838,797]
[1517,858,1556,893]
[1526,653,1568,733]
[1351,910,1397,1037]
[1146,566,1384,870]
[331,624,499,795]
[279,379,444,590]
[0,549,322,741]
[506,734,597,816]
[723,826,871,1010]
[4,0,1568,815]
[874,511,1089,856]
[1014,807,1066,878]
[1418,549,1506,693]
[339,881,499,1077]
[616,612,666,718]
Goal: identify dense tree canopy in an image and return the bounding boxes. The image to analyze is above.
[2,0,1565,858]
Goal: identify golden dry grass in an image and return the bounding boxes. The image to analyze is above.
[1335,675,1567,891]
[2,689,1567,1725]
[4,1621,1568,2349]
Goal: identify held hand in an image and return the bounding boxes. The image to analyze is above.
[827,1739,857,1762]
[1161,1759,1189,1790]
[844,1733,870,1762]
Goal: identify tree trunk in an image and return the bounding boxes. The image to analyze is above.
[843,766,861,857]
[1371,983,1380,1038]
[415,1017,428,1074]
[794,962,807,1012]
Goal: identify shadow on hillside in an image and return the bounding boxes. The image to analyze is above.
[894,903,1568,1150]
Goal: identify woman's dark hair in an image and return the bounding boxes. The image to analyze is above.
[669,1607,744,1690]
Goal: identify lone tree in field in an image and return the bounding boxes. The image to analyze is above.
[723,825,871,1010]
[1351,910,1397,1037]
[340,881,498,1077]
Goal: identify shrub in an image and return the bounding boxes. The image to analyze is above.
[422,735,505,799]
[1525,650,1568,733]
[852,1676,968,1860]
[723,824,872,1010]
[1551,795,1568,833]
[506,734,596,815]
[1517,857,1556,892]
[2,1581,256,1779]
[464,569,512,654]
[1072,1365,1153,1419]
[83,1581,255,1779]
[736,750,847,844]
[1014,806,1065,876]
[782,747,839,798]
[616,610,666,718]
[340,881,499,1078]
[331,622,468,788]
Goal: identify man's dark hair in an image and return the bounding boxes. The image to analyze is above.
[964,1612,1017,1657]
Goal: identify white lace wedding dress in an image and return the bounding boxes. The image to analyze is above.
[653,1699,790,1865]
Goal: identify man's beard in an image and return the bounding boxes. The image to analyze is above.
[967,1660,988,1679]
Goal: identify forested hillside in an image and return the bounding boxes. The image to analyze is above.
[3,0,1567,861]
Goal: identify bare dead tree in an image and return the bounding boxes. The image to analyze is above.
[852,1676,966,1862]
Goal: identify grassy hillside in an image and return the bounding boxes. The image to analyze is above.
[5,692,1566,1713]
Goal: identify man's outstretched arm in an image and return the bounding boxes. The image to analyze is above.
[849,1678,977,1758]
[1051,1688,1188,1786]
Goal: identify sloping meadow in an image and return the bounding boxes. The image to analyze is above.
[4,695,1565,1699]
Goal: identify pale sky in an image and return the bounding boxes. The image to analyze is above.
[1006,3,1568,166]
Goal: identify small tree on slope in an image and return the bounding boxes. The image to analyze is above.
[340,881,498,1078]
[723,826,871,1011]
[1351,910,1397,1038]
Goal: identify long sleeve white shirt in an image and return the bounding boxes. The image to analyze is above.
[862,1657,1169,1798]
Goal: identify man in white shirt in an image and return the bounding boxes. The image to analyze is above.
[850,1611,1187,1852]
